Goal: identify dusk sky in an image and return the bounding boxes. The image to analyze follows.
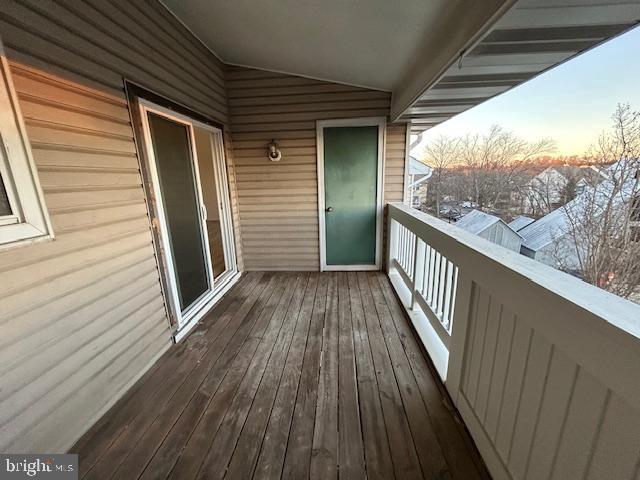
[415,25,640,157]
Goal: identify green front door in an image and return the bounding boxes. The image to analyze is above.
[323,126,379,266]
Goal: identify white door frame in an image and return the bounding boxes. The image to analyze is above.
[138,99,239,341]
[316,117,386,271]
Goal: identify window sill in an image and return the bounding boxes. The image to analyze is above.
[0,232,54,252]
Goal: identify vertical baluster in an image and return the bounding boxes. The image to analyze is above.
[431,251,441,308]
[403,227,408,271]
[438,255,447,317]
[386,217,399,274]
[421,244,430,296]
[410,237,425,310]
[407,231,413,274]
[401,227,406,271]
[398,225,404,270]
[405,229,410,271]
[448,266,459,332]
[442,259,454,328]
[393,222,402,261]
[433,253,442,311]
[402,227,408,271]
[410,233,416,277]
[427,248,436,304]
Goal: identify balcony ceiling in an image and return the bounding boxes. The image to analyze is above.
[161,0,504,90]
[400,0,640,132]
[162,0,640,126]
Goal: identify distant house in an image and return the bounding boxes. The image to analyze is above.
[575,177,589,196]
[519,161,639,269]
[522,165,607,215]
[455,209,522,252]
[406,156,432,208]
[523,167,568,214]
[508,215,535,232]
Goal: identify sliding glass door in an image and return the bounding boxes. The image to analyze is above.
[139,100,236,330]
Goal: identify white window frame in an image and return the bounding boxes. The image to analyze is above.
[137,99,239,341]
[0,37,52,248]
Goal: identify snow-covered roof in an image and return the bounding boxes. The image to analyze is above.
[455,209,502,235]
[518,208,567,251]
[508,215,535,232]
[409,156,432,176]
[519,160,639,251]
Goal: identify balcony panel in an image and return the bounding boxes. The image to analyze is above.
[387,202,640,480]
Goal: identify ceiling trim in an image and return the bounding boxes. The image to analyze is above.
[390,0,516,122]
[224,61,392,93]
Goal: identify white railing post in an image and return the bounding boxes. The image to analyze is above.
[444,271,474,406]
[411,239,425,310]
[386,209,399,274]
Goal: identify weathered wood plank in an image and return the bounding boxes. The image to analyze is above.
[84,273,275,479]
[223,273,309,479]
[347,272,395,480]
[377,273,489,479]
[252,274,319,479]
[194,273,301,479]
[336,272,366,479]
[357,272,423,480]
[310,272,339,479]
[75,272,261,476]
[164,274,286,479]
[281,273,329,479]
[74,272,490,480]
[367,273,451,480]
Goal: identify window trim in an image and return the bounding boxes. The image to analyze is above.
[0,36,52,248]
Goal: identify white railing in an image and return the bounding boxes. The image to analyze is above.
[386,202,640,480]
[393,222,459,348]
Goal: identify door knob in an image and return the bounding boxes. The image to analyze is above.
[326,207,333,212]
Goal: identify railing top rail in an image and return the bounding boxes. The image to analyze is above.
[388,202,640,346]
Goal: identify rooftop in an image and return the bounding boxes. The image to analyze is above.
[455,209,503,235]
[409,156,433,176]
[508,215,535,232]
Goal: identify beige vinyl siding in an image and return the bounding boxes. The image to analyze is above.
[384,125,407,203]
[227,67,406,271]
[0,0,227,123]
[223,130,245,270]
[0,1,230,453]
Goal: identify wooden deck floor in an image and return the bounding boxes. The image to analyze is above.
[73,271,489,480]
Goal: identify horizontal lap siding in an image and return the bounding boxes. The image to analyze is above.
[0,0,229,453]
[227,67,404,271]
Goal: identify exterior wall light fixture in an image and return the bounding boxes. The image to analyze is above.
[267,139,282,162]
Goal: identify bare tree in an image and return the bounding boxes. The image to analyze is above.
[459,125,555,210]
[555,104,640,299]
[420,135,460,217]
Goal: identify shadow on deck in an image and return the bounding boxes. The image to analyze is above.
[72,271,489,480]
